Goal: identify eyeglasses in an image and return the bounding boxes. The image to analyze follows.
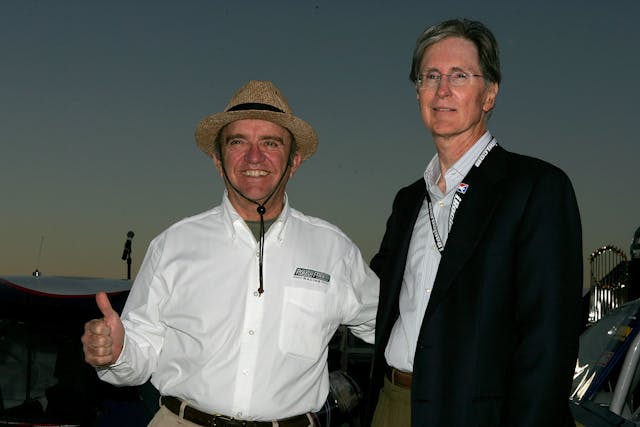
[416,71,484,89]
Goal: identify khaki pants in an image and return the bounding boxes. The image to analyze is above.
[148,406,201,427]
[371,376,411,427]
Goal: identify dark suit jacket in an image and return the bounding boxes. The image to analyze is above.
[368,145,582,427]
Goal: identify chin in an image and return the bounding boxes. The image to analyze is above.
[241,189,274,202]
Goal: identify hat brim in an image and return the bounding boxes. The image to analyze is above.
[195,110,318,161]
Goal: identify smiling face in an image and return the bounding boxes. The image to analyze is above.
[417,36,498,153]
[214,119,301,220]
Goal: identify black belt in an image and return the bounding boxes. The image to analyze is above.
[160,396,313,427]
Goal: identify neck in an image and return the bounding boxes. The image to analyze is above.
[435,139,471,175]
[434,128,487,177]
[228,191,285,221]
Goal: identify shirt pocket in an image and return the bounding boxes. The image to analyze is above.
[279,286,332,360]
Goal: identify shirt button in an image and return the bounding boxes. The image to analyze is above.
[237,412,243,417]
[426,288,431,293]
[248,330,255,335]
[438,201,444,207]
[242,369,248,375]
[253,291,260,297]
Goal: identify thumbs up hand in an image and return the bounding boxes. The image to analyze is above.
[81,291,125,367]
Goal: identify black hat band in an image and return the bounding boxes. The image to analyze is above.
[227,103,284,113]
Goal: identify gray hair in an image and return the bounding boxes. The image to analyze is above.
[409,18,501,86]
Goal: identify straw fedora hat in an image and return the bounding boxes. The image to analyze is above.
[195,80,318,161]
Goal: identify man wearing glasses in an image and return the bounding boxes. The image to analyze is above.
[367,19,582,427]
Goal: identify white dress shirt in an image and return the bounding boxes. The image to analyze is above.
[384,132,495,372]
[98,193,378,420]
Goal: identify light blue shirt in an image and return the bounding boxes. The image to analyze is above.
[385,132,495,372]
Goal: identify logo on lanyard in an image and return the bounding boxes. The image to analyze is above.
[449,193,462,230]
[474,138,497,167]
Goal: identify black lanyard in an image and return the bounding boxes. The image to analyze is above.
[426,137,496,253]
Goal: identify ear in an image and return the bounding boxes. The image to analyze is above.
[288,152,302,177]
[483,83,499,112]
[212,152,224,178]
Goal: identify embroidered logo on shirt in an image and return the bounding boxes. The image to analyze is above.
[293,268,331,284]
[457,183,469,194]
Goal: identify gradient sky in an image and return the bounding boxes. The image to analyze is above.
[1,1,638,290]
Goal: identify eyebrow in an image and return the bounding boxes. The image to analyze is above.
[421,66,469,73]
[225,134,286,144]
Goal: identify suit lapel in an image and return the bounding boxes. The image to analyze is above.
[377,179,427,345]
[392,180,427,296]
[423,146,509,322]
[401,181,428,255]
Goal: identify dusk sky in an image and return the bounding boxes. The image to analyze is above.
[1,1,638,290]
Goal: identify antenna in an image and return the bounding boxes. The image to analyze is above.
[33,236,45,277]
[121,231,135,280]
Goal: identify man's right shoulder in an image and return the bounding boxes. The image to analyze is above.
[153,206,224,240]
[394,178,426,202]
[400,178,425,193]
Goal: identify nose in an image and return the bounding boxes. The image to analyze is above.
[436,76,452,96]
[245,142,265,163]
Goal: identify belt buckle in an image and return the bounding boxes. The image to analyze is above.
[212,414,248,427]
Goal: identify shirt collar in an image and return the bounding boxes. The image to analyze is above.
[423,131,494,199]
[221,191,291,243]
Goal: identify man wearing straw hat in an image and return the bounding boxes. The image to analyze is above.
[81,80,378,427]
